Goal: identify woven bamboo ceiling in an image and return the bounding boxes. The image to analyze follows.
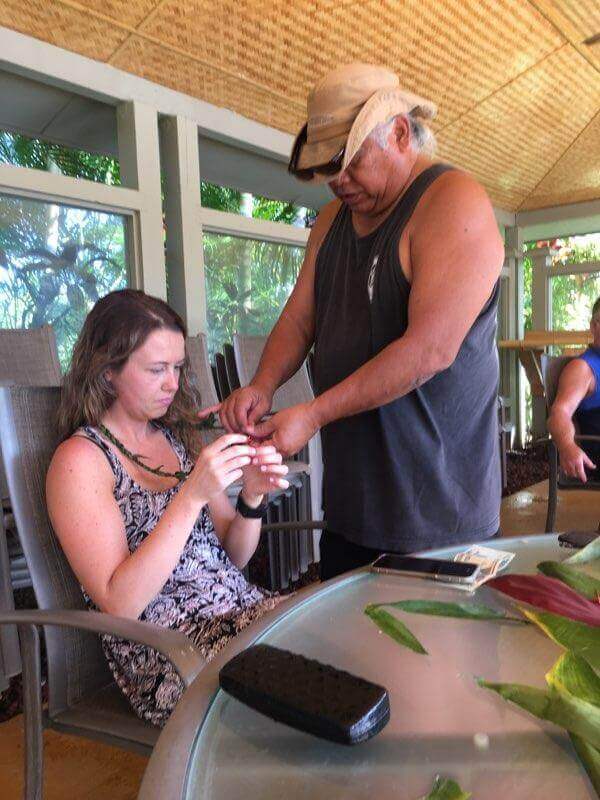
[2,0,600,211]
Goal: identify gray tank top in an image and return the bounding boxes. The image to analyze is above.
[313,163,501,551]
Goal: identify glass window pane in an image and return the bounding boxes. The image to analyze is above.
[0,130,120,186]
[0,193,129,368]
[203,233,304,358]
[201,182,316,228]
[551,272,600,331]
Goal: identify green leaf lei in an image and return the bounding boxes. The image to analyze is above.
[98,413,219,481]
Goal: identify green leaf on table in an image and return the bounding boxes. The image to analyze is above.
[545,652,600,794]
[488,574,600,626]
[546,652,600,706]
[538,561,600,602]
[384,599,525,623]
[419,776,471,799]
[566,537,600,566]
[478,679,600,750]
[570,734,600,798]
[524,609,600,673]
[364,604,427,655]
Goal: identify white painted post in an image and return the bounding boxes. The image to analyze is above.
[504,226,524,444]
[160,115,207,334]
[117,101,167,299]
[530,246,559,439]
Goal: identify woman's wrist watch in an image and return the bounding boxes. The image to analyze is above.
[236,491,268,519]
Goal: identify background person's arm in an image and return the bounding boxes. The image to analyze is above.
[548,359,596,481]
[255,172,504,453]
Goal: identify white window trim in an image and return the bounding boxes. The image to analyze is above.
[201,207,310,247]
[0,163,141,212]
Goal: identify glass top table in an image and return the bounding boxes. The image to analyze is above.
[138,535,598,799]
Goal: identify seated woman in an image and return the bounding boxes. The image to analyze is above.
[47,289,289,726]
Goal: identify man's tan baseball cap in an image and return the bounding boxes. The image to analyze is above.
[288,63,437,184]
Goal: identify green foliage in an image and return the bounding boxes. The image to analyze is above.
[419,777,471,800]
[364,603,428,654]
[204,232,304,357]
[1,135,314,369]
[523,236,600,334]
[0,130,120,185]
[0,202,127,369]
[382,598,523,622]
[538,561,600,601]
[199,182,317,357]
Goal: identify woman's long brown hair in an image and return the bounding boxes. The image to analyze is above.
[58,289,204,456]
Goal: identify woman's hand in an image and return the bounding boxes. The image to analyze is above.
[186,433,257,504]
[241,444,289,501]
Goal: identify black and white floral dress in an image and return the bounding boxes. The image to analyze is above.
[79,425,281,727]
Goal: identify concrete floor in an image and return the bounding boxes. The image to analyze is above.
[2,479,600,799]
[499,479,600,537]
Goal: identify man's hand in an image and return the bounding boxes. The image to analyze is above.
[559,442,596,483]
[219,384,273,434]
[253,402,320,457]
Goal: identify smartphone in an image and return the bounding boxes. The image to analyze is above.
[558,530,599,549]
[370,554,481,584]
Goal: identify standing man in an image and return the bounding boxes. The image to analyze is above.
[219,63,504,579]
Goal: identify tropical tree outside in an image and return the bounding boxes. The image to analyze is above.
[1,129,317,367]
[201,181,315,357]
[523,234,600,332]
[0,131,127,368]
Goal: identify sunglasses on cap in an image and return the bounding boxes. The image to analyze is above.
[288,124,345,181]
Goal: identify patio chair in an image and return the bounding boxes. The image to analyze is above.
[0,326,63,693]
[0,326,62,581]
[233,335,323,570]
[223,343,241,393]
[541,354,600,531]
[0,384,205,800]
[233,334,323,519]
[214,351,231,400]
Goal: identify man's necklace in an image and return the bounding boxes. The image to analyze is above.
[98,413,218,481]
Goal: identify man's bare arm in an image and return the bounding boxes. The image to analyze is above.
[310,172,504,427]
[548,361,594,447]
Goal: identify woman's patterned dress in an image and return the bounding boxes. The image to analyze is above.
[78,425,281,727]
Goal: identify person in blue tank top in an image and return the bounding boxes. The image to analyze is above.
[548,297,600,483]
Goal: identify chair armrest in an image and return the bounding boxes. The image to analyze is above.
[261,520,327,533]
[574,435,600,443]
[0,609,204,688]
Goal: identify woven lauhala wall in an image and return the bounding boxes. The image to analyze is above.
[1,0,599,211]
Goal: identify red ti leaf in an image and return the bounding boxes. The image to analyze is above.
[488,573,600,627]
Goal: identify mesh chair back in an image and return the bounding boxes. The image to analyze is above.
[223,343,241,392]
[186,334,219,408]
[214,353,231,400]
[232,335,314,410]
[0,326,61,386]
[541,354,575,410]
[0,326,61,498]
[0,385,111,716]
